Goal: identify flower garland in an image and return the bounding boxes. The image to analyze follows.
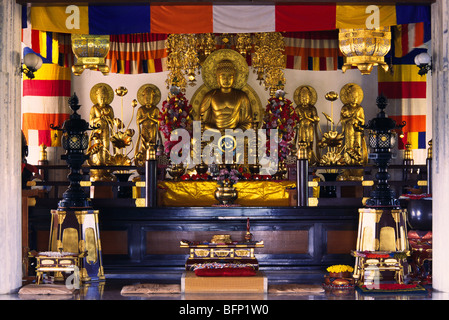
[158,86,193,154]
[262,90,299,163]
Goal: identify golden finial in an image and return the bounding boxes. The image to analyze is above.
[296,141,308,160]
[115,86,128,97]
[427,139,432,159]
[39,144,48,161]
[404,142,413,161]
[325,91,338,101]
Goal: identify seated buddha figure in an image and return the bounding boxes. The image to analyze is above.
[199,59,253,132]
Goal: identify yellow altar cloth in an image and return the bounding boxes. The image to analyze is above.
[158,181,296,207]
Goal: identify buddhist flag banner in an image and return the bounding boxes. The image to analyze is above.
[335,5,397,29]
[393,22,431,58]
[28,3,431,35]
[22,48,71,149]
[106,33,168,74]
[275,3,336,32]
[378,51,428,163]
[213,5,275,33]
[22,5,73,68]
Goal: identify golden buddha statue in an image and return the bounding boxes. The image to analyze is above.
[293,85,320,164]
[135,84,161,166]
[199,59,253,132]
[190,49,262,168]
[339,83,368,166]
[87,83,116,181]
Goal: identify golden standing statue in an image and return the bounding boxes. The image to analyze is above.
[135,84,161,166]
[87,83,116,181]
[339,83,368,166]
[293,85,320,164]
[199,59,253,131]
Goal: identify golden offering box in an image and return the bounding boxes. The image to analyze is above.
[180,239,264,271]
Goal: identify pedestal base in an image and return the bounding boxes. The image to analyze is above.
[50,208,105,282]
[181,271,267,293]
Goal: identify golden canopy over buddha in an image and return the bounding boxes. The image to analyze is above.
[135,84,161,166]
[293,85,320,164]
[199,59,253,132]
[339,83,368,165]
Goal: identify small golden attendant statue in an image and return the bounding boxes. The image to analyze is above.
[293,85,320,165]
[199,59,253,132]
[88,83,116,181]
[134,84,162,167]
[339,83,368,166]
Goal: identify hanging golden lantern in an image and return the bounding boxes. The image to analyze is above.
[339,27,391,75]
[71,34,110,76]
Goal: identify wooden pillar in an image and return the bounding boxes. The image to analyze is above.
[431,0,449,293]
[296,142,309,207]
[0,0,23,294]
[145,147,158,208]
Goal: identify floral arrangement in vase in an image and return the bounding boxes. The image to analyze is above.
[158,86,193,155]
[262,90,299,163]
[217,168,240,187]
[323,264,355,291]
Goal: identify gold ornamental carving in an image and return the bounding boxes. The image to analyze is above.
[71,34,110,76]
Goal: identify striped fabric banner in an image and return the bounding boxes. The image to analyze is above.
[283,31,342,71]
[22,5,73,68]
[105,33,168,74]
[29,3,431,35]
[393,22,431,58]
[378,60,427,162]
[22,61,71,148]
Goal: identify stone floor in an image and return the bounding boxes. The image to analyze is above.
[0,274,444,301]
[0,274,445,318]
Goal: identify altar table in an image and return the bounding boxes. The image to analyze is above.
[158,181,296,207]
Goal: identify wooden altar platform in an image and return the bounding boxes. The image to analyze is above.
[27,204,359,283]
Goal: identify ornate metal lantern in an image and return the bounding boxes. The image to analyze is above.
[339,27,391,75]
[71,34,110,76]
[51,93,93,208]
[361,95,405,207]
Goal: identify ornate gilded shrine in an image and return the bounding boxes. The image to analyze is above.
[22,2,433,288]
[68,30,396,208]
